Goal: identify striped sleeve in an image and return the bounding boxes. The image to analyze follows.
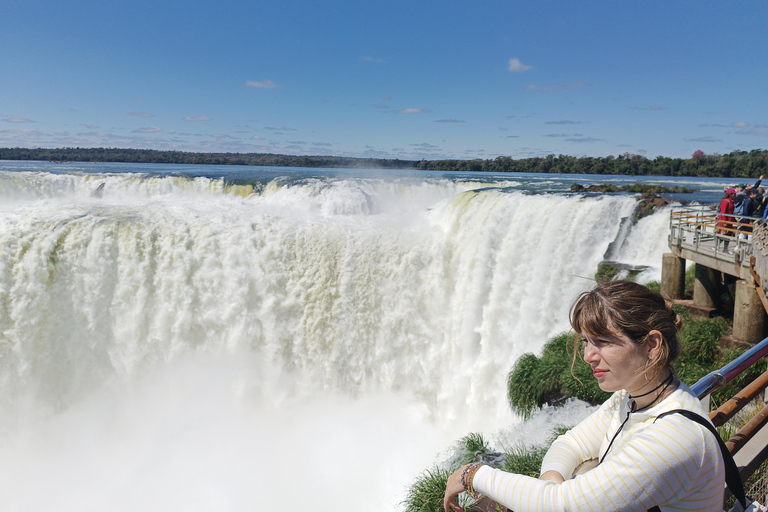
[540,392,621,479]
[472,413,724,512]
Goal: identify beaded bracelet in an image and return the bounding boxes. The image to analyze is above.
[460,462,485,500]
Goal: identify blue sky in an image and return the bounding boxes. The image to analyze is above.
[2,0,767,160]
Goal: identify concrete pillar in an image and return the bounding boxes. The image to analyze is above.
[693,264,720,309]
[660,253,686,299]
[733,280,768,343]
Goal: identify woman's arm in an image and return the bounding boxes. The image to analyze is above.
[469,415,720,512]
[538,392,621,479]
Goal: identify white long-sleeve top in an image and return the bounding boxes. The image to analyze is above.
[473,383,725,512]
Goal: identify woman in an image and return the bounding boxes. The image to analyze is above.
[717,188,736,253]
[444,281,725,512]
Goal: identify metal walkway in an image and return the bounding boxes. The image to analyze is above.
[670,204,768,497]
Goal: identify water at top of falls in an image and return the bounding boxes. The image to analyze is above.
[0,162,718,511]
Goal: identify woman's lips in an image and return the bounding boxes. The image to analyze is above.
[593,369,607,378]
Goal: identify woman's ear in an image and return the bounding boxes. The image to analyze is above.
[646,330,663,359]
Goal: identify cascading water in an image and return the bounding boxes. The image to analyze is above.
[0,166,674,511]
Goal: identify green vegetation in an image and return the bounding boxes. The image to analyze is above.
[1,147,768,177]
[507,333,610,419]
[404,429,572,512]
[0,147,415,170]
[570,183,695,194]
[403,467,462,512]
[595,263,620,284]
[416,150,768,177]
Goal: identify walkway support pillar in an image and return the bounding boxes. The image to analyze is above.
[733,280,768,343]
[661,253,686,299]
[693,264,720,309]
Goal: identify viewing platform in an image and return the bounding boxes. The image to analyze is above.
[666,206,767,342]
[666,205,768,499]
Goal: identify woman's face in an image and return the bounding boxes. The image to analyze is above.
[582,331,650,393]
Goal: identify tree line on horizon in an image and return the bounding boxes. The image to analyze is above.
[1,147,767,178]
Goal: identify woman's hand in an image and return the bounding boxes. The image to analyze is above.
[443,464,468,512]
[539,470,565,484]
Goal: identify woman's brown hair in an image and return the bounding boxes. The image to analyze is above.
[570,280,683,380]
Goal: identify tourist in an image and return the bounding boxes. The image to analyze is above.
[756,187,767,219]
[739,188,761,243]
[716,188,736,253]
[443,281,725,512]
[734,175,764,214]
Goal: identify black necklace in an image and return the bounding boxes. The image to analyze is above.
[600,372,676,464]
[628,372,674,412]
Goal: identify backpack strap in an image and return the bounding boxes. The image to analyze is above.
[647,409,746,512]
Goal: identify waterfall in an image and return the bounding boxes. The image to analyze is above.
[0,169,671,511]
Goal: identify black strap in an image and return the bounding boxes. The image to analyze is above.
[647,409,746,512]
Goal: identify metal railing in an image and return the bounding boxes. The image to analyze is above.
[689,336,768,490]
[692,336,768,401]
[670,205,763,264]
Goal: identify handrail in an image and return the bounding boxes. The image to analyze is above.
[691,336,768,399]
[669,205,762,269]
[710,370,768,427]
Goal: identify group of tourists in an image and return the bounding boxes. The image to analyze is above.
[717,174,765,253]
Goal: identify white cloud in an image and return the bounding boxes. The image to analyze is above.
[251,135,264,140]
[685,136,723,143]
[508,58,532,72]
[246,79,280,89]
[526,81,587,92]
[264,125,296,131]
[129,111,153,118]
[566,136,602,143]
[133,126,162,133]
[0,128,43,135]
[394,108,432,114]
[184,116,211,121]
[361,56,384,63]
[736,128,768,135]
[732,121,749,128]
[546,120,583,125]
[3,118,34,123]
[435,118,465,123]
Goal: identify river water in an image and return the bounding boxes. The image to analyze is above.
[0,161,736,511]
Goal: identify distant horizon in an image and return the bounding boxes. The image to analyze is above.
[2,1,767,161]
[2,145,766,162]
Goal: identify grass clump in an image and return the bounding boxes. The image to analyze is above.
[403,427,575,512]
[595,263,620,284]
[403,433,490,512]
[507,333,610,418]
[502,445,548,477]
[403,467,464,512]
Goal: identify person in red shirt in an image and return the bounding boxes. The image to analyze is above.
[717,188,736,253]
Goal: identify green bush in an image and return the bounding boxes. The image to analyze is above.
[403,467,465,512]
[404,426,578,512]
[595,263,620,284]
[507,333,609,417]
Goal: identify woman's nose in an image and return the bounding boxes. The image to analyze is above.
[583,342,598,363]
